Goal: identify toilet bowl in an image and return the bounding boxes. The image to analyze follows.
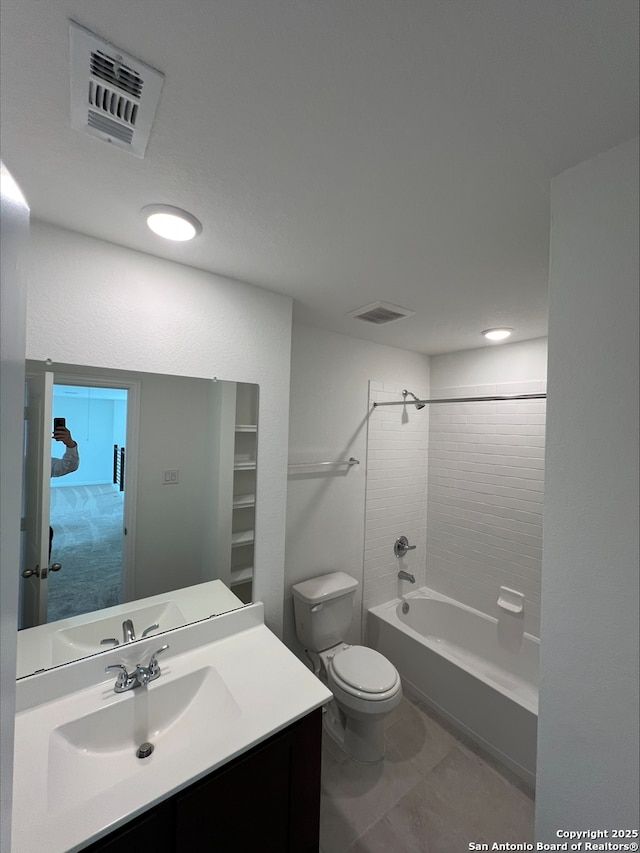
[322,643,402,763]
[292,573,402,763]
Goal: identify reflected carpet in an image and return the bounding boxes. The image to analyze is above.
[48,483,124,622]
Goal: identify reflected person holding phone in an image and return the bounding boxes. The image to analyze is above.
[50,417,79,557]
[51,417,79,477]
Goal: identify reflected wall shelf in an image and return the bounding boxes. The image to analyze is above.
[211,382,258,602]
[230,566,254,587]
[233,494,256,510]
[231,530,255,548]
[230,384,258,602]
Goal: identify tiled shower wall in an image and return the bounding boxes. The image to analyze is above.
[362,382,429,624]
[426,381,546,637]
[363,379,546,639]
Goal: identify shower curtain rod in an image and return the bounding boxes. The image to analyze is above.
[372,392,546,408]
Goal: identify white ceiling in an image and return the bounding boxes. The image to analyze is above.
[1,1,637,354]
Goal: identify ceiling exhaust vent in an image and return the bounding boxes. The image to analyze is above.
[347,301,415,325]
[70,21,164,158]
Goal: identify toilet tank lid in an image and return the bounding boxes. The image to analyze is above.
[292,572,358,604]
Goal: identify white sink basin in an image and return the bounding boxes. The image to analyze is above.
[51,601,187,663]
[47,665,240,810]
[12,604,332,853]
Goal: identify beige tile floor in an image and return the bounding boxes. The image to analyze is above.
[319,694,534,853]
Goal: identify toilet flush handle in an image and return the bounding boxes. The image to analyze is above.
[311,603,324,613]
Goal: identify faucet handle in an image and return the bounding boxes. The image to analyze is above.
[141,623,160,638]
[147,644,169,677]
[105,663,132,691]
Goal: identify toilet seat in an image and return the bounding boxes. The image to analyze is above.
[327,646,400,702]
[331,646,398,693]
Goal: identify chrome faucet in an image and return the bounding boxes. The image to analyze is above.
[122,619,136,643]
[105,644,169,693]
[100,621,160,648]
[398,570,416,583]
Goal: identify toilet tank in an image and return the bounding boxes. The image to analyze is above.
[292,572,359,652]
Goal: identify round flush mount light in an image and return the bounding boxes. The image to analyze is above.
[482,327,513,342]
[143,205,202,241]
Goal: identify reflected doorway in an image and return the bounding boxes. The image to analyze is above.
[48,383,128,622]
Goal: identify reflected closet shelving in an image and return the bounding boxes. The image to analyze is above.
[211,382,258,604]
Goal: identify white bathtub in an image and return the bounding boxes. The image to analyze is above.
[368,588,538,788]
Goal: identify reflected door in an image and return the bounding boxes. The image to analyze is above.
[48,380,130,621]
[21,371,53,628]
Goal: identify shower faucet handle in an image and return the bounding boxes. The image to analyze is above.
[394,535,416,558]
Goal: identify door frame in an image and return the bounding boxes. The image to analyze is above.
[20,370,53,628]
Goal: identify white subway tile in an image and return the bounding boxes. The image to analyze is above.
[365,379,544,631]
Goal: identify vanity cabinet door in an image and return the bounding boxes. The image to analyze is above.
[175,727,289,851]
[174,709,322,853]
[81,801,174,852]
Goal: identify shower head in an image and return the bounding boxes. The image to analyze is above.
[402,389,426,410]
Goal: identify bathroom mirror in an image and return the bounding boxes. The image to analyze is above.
[17,359,259,677]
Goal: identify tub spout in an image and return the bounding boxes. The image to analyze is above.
[398,570,415,583]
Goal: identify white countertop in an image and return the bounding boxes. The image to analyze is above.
[16,579,244,678]
[12,603,331,853]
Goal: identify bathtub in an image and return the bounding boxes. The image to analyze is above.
[368,588,538,789]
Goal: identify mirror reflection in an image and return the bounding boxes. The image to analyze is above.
[17,360,259,678]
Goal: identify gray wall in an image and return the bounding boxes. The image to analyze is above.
[536,137,639,835]
[134,373,216,599]
[285,323,430,655]
[24,222,293,634]
[430,338,547,389]
[0,165,29,853]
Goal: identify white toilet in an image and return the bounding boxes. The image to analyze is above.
[292,571,402,763]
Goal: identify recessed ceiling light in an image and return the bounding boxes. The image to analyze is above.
[142,205,202,241]
[482,327,513,342]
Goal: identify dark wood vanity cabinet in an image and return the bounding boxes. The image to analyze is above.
[81,709,322,853]
[79,803,174,853]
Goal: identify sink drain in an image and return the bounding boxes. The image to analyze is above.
[136,742,154,759]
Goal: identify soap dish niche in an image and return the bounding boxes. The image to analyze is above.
[497,586,524,614]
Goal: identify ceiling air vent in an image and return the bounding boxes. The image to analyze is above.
[69,21,164,158]
[347,301,415,325]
